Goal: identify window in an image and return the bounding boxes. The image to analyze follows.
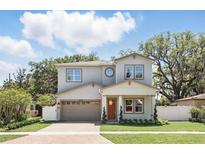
[125,65,134,79]
[125,99,133,113]
[124,98,144,114]
[105,67,114,77]
[134,99,144,113]
[66,68,82,82]
[135,65,144,79]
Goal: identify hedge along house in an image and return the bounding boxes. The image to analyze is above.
[176,94,205,108]
[55,53,158,122]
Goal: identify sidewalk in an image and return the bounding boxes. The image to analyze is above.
[1,131,205,135]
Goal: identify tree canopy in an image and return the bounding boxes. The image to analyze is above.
[140,31,205,102]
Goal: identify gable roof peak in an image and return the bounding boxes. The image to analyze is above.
[114,52,154,62]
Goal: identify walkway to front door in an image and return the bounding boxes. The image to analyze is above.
[3,122,112,144]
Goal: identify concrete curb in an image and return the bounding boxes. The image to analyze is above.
[1,131,205,135]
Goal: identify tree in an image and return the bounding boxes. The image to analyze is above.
[36,94,55,106]
[140,31,205,102]
[13,68,31,90]
[0,88,32,123]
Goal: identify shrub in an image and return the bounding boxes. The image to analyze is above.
[102,107,107,123]
[159,119,169,125]
[190,107,201,119]
[153,104,158,120]
[17,114,27,122]
[199,107,205,119]
[0,120,4,128]
[6,117,41,130]
[119,106,123,122]
[119,119,169,126]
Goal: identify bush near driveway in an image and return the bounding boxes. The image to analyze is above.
[6,117,41,130]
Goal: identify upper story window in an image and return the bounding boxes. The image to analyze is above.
[135,65,144,79]
[105,67,114,77]
[66,68,82,82]
[125,65,134,79]
[125,64,144,80]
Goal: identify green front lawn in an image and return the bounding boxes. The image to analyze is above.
[101,122,205,131]
[0,122,51,132]
[0,135,25,143]
[0,122,51,142]
[9,122,51,132]
[102,134,205,144]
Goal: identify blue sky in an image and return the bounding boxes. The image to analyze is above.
[0,10,205,85]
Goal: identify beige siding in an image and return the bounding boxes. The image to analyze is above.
[57,84,102,100]
[102,81,157,96]
[102,66,115,86]
[58,66,102,92]
[115,55,152,85]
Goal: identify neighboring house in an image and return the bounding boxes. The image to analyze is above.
[176,94,205,108]
[55,53,158,122]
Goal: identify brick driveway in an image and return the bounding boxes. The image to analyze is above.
[3,122,112,144]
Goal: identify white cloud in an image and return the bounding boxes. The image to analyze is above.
[20,11,136,53]
[0,60,19,72]
[63,48,73,56]
[0,36,36,58]
[0,60,20,86]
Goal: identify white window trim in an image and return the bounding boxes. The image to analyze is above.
[135,65,144,80]
[134,99,144,113]
[124,99,134,113]
[66,68,82,82]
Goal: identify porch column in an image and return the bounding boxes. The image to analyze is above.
[117,96,123,121]
[101,95,107,120]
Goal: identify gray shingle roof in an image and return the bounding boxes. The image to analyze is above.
[55,60,114,67]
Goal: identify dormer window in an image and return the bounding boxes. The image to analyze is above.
[125,64,144,80]
[66,68,82,82]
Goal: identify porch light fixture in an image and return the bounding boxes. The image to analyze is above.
[109,100,113,105]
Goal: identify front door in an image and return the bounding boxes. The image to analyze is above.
[107,98,117,120]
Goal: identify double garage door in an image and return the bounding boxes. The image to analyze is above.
[61,101,101,121]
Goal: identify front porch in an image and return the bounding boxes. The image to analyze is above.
[101,95,156,122]
[100,80,158,122]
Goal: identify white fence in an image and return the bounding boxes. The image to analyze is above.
[42,106,60,121]
[157,106,192,121]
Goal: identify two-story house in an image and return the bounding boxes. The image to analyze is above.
[55,53,158,122]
